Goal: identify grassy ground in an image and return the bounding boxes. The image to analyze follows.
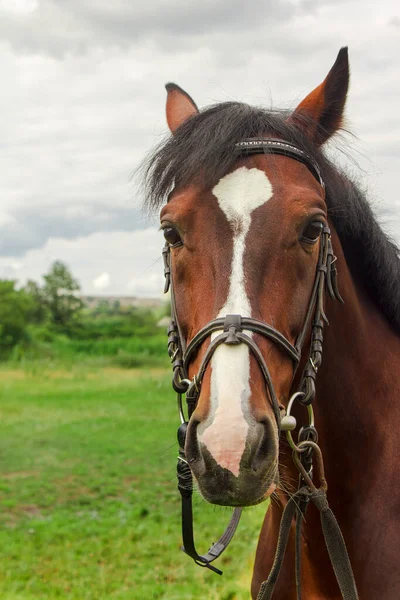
[0,363,268,599]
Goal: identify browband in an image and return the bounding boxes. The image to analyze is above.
[235,138,324,188]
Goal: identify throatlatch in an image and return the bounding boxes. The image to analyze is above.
[162,138,359,598]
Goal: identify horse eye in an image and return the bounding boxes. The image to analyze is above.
[301,221,324,244]
[163,226,182,246]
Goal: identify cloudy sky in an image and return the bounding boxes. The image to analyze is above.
[0,0,399,297]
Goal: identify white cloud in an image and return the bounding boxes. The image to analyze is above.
[0,227,166,297]
[0,0,398,295]
[92,272,110,290]
[0,258,24,271]
[0,0,38,14]
[127,272,165,297]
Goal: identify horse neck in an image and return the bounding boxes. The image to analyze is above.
[311,250,400,504]
[266,252,400,599]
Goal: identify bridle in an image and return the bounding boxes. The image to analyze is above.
[161,139,359,598]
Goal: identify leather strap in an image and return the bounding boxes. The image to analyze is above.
[256,490,301,599]
[177,422,242,575]
[184,316,300,367]
[181,492,242,575]
[235,138,324,188]
[257,488,359,600]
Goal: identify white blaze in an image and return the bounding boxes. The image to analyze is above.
[198,167,273,476]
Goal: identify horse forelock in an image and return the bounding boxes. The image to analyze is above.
[143,101,400,334]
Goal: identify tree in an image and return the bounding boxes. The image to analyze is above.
[42,261,83,328]
[23,279,48,324]
[0,280,33,354]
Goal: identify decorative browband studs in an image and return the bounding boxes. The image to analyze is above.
[235,138,324,188]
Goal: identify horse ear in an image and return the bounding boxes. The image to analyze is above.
[165,83,199,133]
[287,47,350,145]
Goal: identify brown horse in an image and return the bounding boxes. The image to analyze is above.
[143,48,400,599]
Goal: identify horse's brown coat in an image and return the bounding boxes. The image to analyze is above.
[158,48,400,598]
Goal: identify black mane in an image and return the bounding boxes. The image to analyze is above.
[142,102,400,334]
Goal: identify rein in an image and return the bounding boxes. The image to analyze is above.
[162,139,359,597]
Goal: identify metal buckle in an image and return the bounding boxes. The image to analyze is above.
[284,392,315,452]
[177,378,192,424]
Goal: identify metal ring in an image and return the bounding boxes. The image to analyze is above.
[177,394,186,424]
[294,440,328,492]
[285,392,315,452]
[177,377,199,424]
[185,376,200,398]
[173,371,190,394]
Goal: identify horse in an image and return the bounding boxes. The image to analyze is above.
[143,47,400,599]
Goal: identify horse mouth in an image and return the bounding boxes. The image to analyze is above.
[193,459,279,507]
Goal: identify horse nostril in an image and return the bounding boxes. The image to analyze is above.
[185,419,206,476]
[251,419,277,473]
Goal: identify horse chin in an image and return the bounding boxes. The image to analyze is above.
[193,464,278,508]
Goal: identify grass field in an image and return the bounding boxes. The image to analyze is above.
[0,362,268,599]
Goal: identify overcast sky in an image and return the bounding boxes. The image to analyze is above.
[0,0,399,297]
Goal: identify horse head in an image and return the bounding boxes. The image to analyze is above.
[150,49,349,507]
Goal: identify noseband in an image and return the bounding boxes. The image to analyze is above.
[162,139,344,575]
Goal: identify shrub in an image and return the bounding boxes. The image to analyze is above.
[0,281,34,357]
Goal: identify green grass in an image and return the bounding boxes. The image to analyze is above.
[11,332,167,369]
[0,364,268,599]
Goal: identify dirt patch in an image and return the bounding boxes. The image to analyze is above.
[3,470,38,479]
[0,370,27,381]
[20,504,42,518]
